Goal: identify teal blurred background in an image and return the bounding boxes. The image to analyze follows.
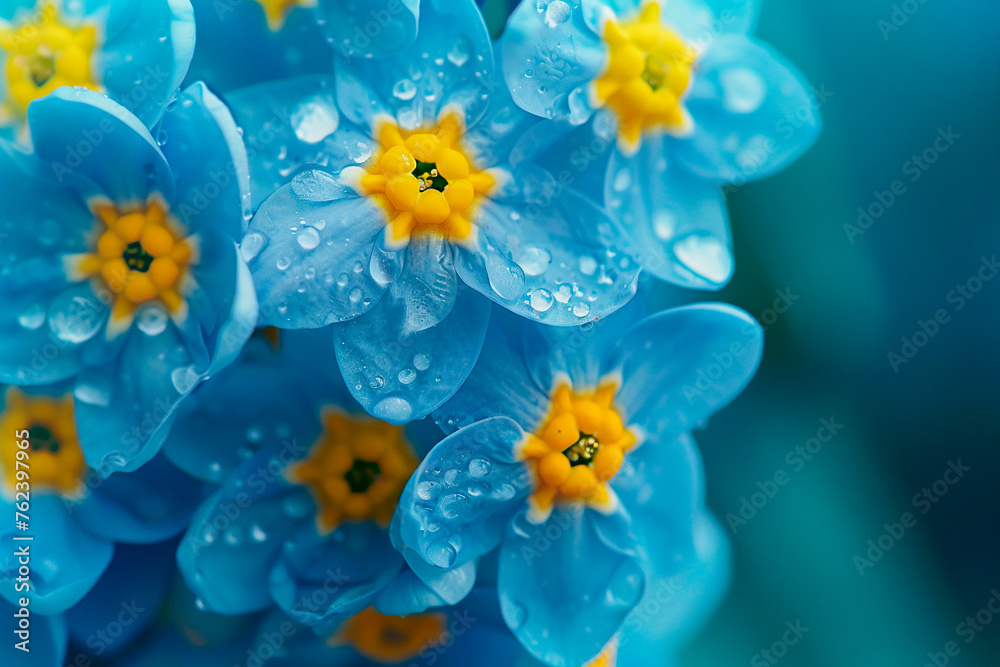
[651,0,1000,664]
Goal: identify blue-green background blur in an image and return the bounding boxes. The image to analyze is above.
[635,0,1000,665]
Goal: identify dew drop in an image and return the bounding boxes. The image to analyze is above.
[515,246,551,276]
[653,210,677,241]
[240,231,267,262]
[136,306,169,336]
[413,353,431,371]
[719,68,767,114]
[373,396,413,422]
[544,0,572,27]
[529,288,554,312]
[171,365,200,394]
[17,304,45,330]
[572,302,591,318]
[297,227,321,250]
[276,256,292,270]
[672,234,733,285]
[468,458,491,478]
[48,293,103,343]
[292,97,339,143]
[392,78,418,101]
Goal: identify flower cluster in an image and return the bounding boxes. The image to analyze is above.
[0,0,818,665]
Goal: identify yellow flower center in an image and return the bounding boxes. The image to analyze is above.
[332,606,446,663]
[518,381,637,523]
[253,0,317,31]
[68,197,195,334]
[285,410,418,534]
[353,112,496,248]
[592,1,697,151]
[0,1,102,117]
[588,639,618,667]
[0,387,86,499]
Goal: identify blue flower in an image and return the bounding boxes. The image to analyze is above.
[0,0,195,142]
[236,587,616,667]
[185,0,423,93]
[0,84,257,473]
[169,329,475,636]
[239,0,639,424]
[394,302,763,666]
[0,384,203,615]
[500,0,821,290]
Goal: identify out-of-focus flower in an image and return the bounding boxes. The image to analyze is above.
[0,385,202,614]
[0,0,195,142]
[239,0,639,424]
[185,0,422,93]
[395,302,762,665]
[170,329,474,635]
[0,85,257,472]
[500,0,821,290]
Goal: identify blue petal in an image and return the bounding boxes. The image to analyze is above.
[0,495,113,614]
[270,522,403,633]
[613,433,702,574]
[184,0,333,93]
[165,358,321,483]
[66,540,175,659]
[519,293,649,393]
[27,88,174,202]
[98,0,196,128]
[373,566,449,616]
[615,304,763,436]
[660,0,761,40]
[606,139,733,289]
[0,599,66,667]
[498,506,644,667]
[396,541,478,606]
[158,82,251,240]
[674,34,821,182]
[335,0,493,129]
[69,453,205,543]
[73,320,193,473]
[395,417,531,569]
[317,0,419,59]
[244,180,387,328]
[226,76,375,208]
[458,163,639,325]
[618,512,730,656]
[336,266,491,424]
[432,312,550,434]
[177,463,311,614]
[500,0,607,123]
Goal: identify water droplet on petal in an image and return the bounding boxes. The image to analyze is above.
[653,211,677,241]
[398,368,416,385]
[427,538,457,568]
[719,68,766,114]
[171,365,201,394]
[297,227,321,250]
[241,232,267,262]
[515,246,551,276]
[529,288,554,312]
[673,234,733,285]
[544,0,572,27]
[413,353,431,371]
[136,306,168,336]
[447,38,471,67]
[469,458,491,478]
[392,79,417,101]
[48,293,103,343]
[292,97,339,143]
[18,304,45,330]
[572,302,591,318]
[373,396,413,422]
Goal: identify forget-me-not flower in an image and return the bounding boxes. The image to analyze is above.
[240,0,639,425]
[0,84,257,473]
[500,0,821,290]
[394,301,762,665]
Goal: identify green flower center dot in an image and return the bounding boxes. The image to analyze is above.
[122,241,154,272]
[412,161,449,193]
[344,459,382,493]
